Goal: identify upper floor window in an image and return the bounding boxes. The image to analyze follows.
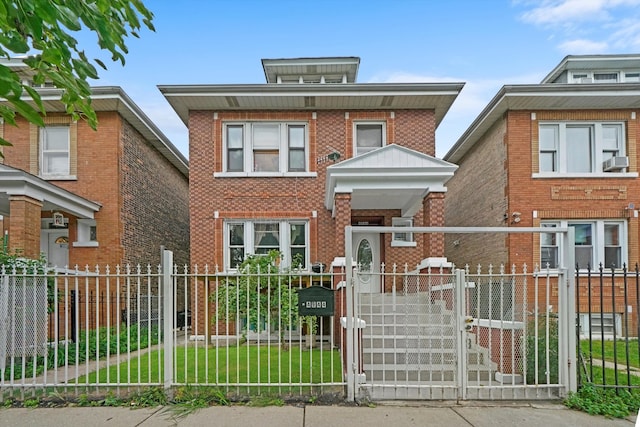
[538,122,625,174]
[223,122,308,174]
[225,220,308,270]
[570,70,639,83]
[540,220,626,270]
[40,126,70,177]
[354,122,385,156]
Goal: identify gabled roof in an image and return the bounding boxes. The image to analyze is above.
[325,144,457,216]
[444,82,640,163]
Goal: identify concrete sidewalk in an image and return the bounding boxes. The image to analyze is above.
[0,402,635,426]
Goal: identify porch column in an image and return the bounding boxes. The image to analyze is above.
[334,193,352,257]
[422,192,445,258]
[8,195,42,258]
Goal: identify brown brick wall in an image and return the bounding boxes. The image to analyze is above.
[189,109,437,268]
[444,118,509,267]
[120,118,189,267]
[445,108,640,269]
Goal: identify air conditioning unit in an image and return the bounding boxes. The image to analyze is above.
[603,156,629,171]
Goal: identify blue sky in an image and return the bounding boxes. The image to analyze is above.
[79,0,640,158]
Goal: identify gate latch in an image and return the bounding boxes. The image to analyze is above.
[463,316,474,331]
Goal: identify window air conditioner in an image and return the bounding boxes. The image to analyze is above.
[603,156,629,172]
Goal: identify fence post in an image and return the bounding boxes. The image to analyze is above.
[455,268,467,399]
[345,226,356,401]
[559,228,577,395]
[162,249,173,390]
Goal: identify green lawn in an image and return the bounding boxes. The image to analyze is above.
[580,339,640,369]
[81,344,343,390]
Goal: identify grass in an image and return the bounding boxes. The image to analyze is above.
[80,344,343,392]
[580,339,640,369]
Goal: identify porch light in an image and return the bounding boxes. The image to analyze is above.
[53,212,65,227]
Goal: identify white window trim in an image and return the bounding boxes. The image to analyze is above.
[353,121,386,156]
[570,70,640,83]
[73,218,99,248]
[40,125,73,179]
[540,220,627,271]
[391,217,416,247]
[224,220,309,271]
[220,121,310,176]
[536,121,629,177]
[578,312,622,338]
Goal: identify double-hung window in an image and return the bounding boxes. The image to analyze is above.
[354,122,385,156]
[40,126,70,177]
[540,220,626,270]
[223,122,308,174]
[538,122,625,174]
[225,220,308,270]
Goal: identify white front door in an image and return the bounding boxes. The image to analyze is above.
[353,232,380,293]
[46,232,69,268]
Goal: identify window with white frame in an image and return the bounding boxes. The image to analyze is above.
[225,220,308,269]
[391,217,416,247]
[354,122,385,156]
[73,219,98,247]
[570,70,640,83]
[40,126,70,177]
[578,313,621,337]
[540,220,626,270]
[223,122,308,173]
[538,122,625,174]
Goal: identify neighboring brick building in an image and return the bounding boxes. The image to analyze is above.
[443,54,640,335]
[160,57,462,335]
[0,60,190,269]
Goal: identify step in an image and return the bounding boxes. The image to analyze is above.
[358,312,455,325]
[362,336,457,348]
[364,369,493,382]
[365,325,456,335]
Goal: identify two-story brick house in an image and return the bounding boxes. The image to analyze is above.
[160,56,462,336]
[443,54,640,335]
[0,60,190,269]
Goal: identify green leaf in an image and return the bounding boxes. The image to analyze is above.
[8,97,44,127]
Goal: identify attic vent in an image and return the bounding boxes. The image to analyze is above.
[225,96,240,107]
[381,96,394,107]
[304,96,316,107]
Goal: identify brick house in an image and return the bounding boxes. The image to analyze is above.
[443,54,640,335]
[0,60,190,270]
[160,57,462,336]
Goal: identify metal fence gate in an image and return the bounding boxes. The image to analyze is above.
[344,226,577,401]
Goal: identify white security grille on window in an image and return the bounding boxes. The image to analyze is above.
[40,126,70,176]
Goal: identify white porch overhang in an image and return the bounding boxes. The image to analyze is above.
[0,164,101,218]
[324,145,458,217]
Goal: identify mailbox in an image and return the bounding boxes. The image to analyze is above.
[298,285,334,316]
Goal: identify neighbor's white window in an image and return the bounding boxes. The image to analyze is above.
[40,126,70,177]
[540,220,626,270]
[538,122,625,174]
[354,122,385,156]
[624,72,640,82]
[223,122,308,173]
[225,220,308,270]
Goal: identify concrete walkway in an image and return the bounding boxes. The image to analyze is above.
[0,401,635,427]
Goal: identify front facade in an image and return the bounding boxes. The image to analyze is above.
[161,57,462,333]
[0,61,190,269]
[444,54,640,334]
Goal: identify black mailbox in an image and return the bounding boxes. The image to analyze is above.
[298,285,334,316]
